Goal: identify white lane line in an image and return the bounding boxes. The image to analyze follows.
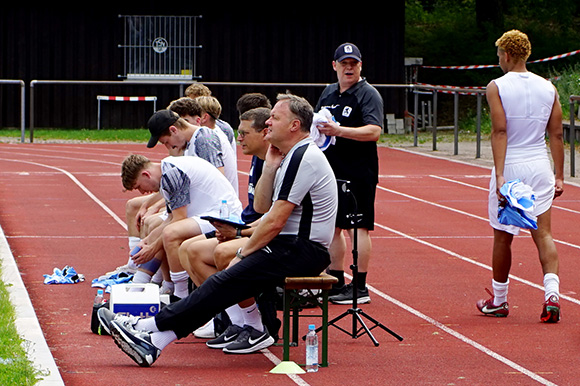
[1,157,312,386]
[0,153,561,385]
[376,184,580,251]
[363,274,557,386]
[372,222,580,307]
[0,158,127,231]
[430,174,580,215]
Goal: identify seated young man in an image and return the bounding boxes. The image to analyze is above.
[99,93,338,367]
[108,105,236,290]
[179,107,272,348]
[119,154,243,300]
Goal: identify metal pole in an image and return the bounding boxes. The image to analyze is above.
[476,92,482,159]
[570,99,576,177]
[432,90,438,151]
[453,91,459,155]
[413,86,418,146]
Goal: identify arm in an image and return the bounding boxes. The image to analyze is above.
[547,86,564,198]
[487,81,508,199]
[253,144,284,214]
[230,199,295,266]
[132,206,188,265]
[317,120,381,142]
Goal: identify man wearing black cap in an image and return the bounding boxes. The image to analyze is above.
[316,42,384,305]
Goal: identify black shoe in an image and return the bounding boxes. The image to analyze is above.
[222,325,274,354]
[329,283,371,305]
[206,324,245,349]
[110,320,161,367]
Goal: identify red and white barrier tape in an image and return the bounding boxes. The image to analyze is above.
[421,49,580,70]
[97,95,157,101]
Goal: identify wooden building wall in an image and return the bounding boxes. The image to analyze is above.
[0,3,405,129]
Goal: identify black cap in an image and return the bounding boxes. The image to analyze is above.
[146,110,179,148]
[333,43,362,62]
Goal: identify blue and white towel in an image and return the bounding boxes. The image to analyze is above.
[43,265,85,284]
[498,179,538,230]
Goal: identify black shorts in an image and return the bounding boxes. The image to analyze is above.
[336,181,376,230]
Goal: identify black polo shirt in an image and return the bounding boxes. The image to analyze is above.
[315,78,383,184]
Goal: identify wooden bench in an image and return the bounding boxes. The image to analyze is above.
[281,273,338,368]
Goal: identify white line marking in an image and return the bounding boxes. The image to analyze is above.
[430,174,580,215]
[0,158,127,231]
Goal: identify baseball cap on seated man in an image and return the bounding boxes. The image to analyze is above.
[147,109,179,148]
[334,42,362,62]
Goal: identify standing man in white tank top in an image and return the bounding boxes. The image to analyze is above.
[476,30,564,323]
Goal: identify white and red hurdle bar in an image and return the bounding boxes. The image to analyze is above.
[97,95,157,130]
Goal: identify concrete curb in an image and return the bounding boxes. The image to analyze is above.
[0,224,65,386]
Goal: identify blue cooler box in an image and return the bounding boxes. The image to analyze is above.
[110,283,160,317]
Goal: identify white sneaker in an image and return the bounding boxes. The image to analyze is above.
[194,318,217,339]
[158,281,174,295]
[101,264,137,280]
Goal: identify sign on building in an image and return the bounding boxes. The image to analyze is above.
[118,15,202,80]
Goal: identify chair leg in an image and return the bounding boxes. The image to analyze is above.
[282,289,291,362]
[321,288,329,367]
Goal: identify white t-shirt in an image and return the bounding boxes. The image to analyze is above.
[492,71,555,164]
[269,137,337,248]
[183,126,238,194]
[160,156,242,220]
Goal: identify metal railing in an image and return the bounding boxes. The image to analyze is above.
[0,79,26,142]
[6,79,576,178]
[569,95,580,177]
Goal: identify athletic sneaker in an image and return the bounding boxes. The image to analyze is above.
[223,325,274,354]
[109,319,161,367]
[540,295,561,323]
[97,307,141,335]
[476,288,509,317]
[194,318,217,339]
[329,283,371,305]
[102,264,136,279]
[206,324,245,349]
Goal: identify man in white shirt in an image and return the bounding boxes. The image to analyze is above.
[476,29,564,323]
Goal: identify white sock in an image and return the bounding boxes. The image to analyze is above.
[127,237,140,270]
[169,271,190,298]
[151,268,163,284]
[160,280,174,294]
[241,303,263,332]
[150,330,178,350]
[225,304,244,326]
[492,279,509,305]
[132,270,152,284]
[135,317,160,333]
[543,273,560,301]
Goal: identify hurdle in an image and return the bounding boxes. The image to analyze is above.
[96,95,157,130]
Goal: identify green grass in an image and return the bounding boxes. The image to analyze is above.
[0,128,150,143]
[0,268,44,385]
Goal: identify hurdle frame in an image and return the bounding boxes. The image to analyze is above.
[96,95,157,130]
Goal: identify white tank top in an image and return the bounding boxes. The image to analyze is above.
[492,71,555,164]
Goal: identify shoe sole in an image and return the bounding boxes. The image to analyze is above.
[223,335,275,354]
[110,322,156,367]
[96,308,112,335]
[330,295,371,305]
[477,302,509,317]
[206,335,240,349]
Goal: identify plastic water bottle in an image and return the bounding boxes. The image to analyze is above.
[305,324,319,372]
[91,288,108,335]
[219,199,229,219]
[94,289,105,306]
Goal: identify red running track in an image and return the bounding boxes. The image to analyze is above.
[1,142,579,386]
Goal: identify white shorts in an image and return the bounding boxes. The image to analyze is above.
[194,216,215,234]
[160,212,215,234]
[488,157,555,235]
